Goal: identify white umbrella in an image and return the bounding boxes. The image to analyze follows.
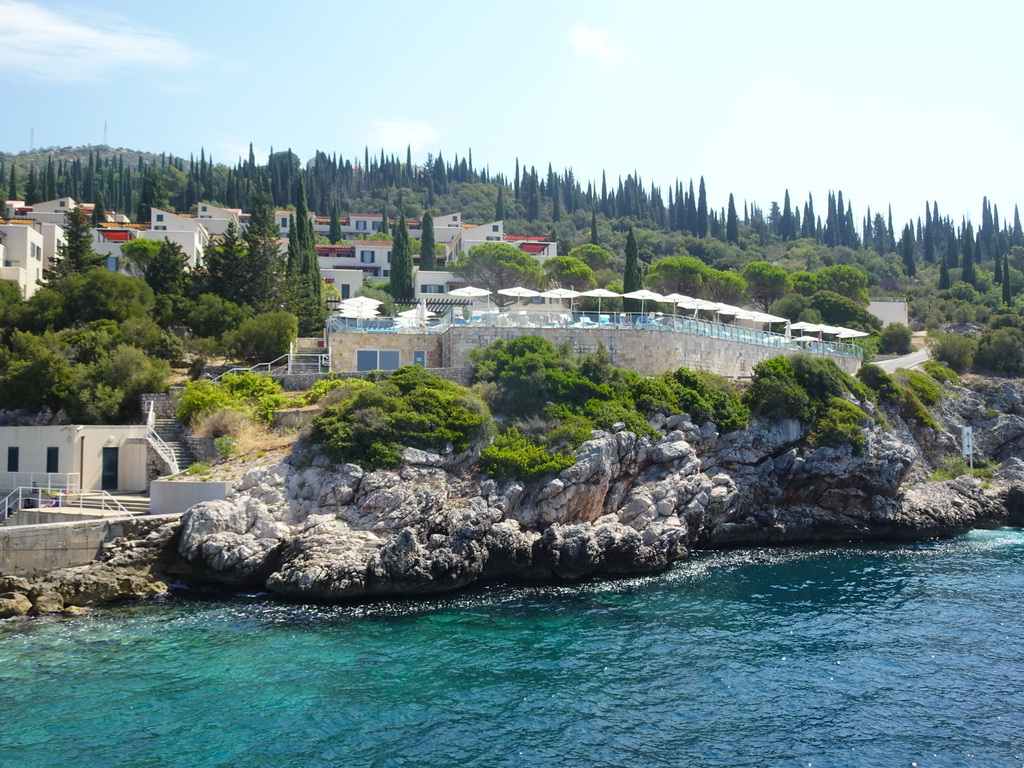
[621,289,666,314]
[835,329,870,339]
[342,296,384,307]
[581,287,620,316]
[540,287,582,313]
[497,286,541,308]
[448,285,492,314]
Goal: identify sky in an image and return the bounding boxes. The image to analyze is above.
[2,0,1022,228]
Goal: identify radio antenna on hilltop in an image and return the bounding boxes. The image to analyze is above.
[30,127,34,151]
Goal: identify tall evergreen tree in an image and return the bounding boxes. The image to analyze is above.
[328,202,342,244]
[419,211,436,271]
[6,164,16,202]
[780,190,795,240]
[45,205,103,284]
[939,256,951,290]
[379,201,389,235]
[204,219,250,307]
[91,192,105,226]
[923,203,934,263]
[1003,255,1012,305]
[244,187,285,313]
[900,224,916,277]
[995,247,1003,284]
[389,212,413,302]
[590,211,598,244]
[495,186,505,221]
[961,226,976,286]
[726,194,739,244]
[24,166,39,205]
[696,176,708,238]
[623,225,642,313]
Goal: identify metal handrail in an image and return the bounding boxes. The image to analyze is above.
[146,426,180,475]
[1,485,132,523]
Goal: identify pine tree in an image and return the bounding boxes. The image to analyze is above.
[205,219,250,307]
[244,187,286,313]
[726,194,739,244]
[623,225,642,313]
[419,211,436,272]
[389,212,413,302]
[46,205,103,284]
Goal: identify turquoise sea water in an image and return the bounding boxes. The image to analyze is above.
[3,529,1024,768]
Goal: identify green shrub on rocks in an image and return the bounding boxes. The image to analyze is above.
[744,357,812,421]
[807,398,871,455]
[309,366,491,470]
[922,360,961,385]
[895,370,942,407]
[176,371,285,426]
[480,426,576,481]
[857,364,901,403]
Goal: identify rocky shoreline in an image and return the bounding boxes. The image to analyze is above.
[4,375,1024,618]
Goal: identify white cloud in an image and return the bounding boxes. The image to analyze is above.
[367,120,441,152]
[0,0,202,84]
[569,25,625,64]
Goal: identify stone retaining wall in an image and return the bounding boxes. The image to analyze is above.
[0,514,180,575]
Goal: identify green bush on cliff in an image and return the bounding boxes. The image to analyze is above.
[895,370,942,407]
[480,426,576,481]
[176,371,285,425]
[807,397,871,455]
[744,357,812,421]
[661,367,749,432]
[856,364,900,403]
[922,360,961,385]
[308,366,491,469]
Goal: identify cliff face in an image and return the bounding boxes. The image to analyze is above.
[163,376,1024,601]
[5,376,1023,614]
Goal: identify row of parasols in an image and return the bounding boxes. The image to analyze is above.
[334,289,870,340]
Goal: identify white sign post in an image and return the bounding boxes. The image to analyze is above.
[962,426,974,474]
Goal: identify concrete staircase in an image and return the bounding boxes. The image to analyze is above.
[152,418,197,473]
[291,337,328,374]
[63,492,151,516]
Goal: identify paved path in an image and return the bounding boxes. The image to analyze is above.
[876,348,930,373]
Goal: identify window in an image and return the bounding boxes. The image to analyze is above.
[360,251,374,263]
[356,220,367,231]
[356,350,400,371]
[155,214,164,222]
[386,251,392,262]
[421,284,444,294]
[452,216,457,222]
[281,217,288,228]
[201,206,208,213]
[372,221,381,232]
[492,224,499,232]
[7,446,18,472]
[413,350,426,367]
[486,236,499,241]
[59,200,66,207]
[341,284,350,299]
[46,447,58,474]
[382,269,390,277]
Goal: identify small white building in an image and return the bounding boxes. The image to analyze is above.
[147,208,211,268]
[195,202,242,236]
[0,221,46,298]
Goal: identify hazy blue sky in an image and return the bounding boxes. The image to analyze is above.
[2,0,1021,226]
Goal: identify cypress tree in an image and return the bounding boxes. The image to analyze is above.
[1003,255,1012,305]
[7,165,16,202]
[995,248,1003,284]
[961,227,976,286]
[726,193,739,244]
[244,187,286,313]
[901,224,916,276]
[328,202,341,244]
[696,176,708,238]
[389,212,413,302]
[623,225,642,313]
[939,257,950,290]
[25,166,38,206]
[380,202,389,235]
[91,192,104,226]
[591,211,598,244]
[780,190,795,240]
[923,203,934,262]
[419,211,436,272]
[495,186,505,221]
[205,219,249,307]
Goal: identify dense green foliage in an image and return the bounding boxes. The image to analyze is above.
[807,398,870,455]
[880,322,913,354]
[479,427,576,482]
[308,366,491,469]
[922,360,961,385]
[176,371,286,425]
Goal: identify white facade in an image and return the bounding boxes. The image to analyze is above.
[15,197,97,227]
[195,202,242,236]
[148,208,211,268]
[0,222,46,298]
[39,222,66,271]
[0,425,149,493]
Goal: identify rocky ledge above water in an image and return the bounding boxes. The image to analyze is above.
[5,377,1024,615]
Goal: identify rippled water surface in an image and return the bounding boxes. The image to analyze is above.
[3,530,1024,767]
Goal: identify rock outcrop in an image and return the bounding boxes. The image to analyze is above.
[9,374,1024,611]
